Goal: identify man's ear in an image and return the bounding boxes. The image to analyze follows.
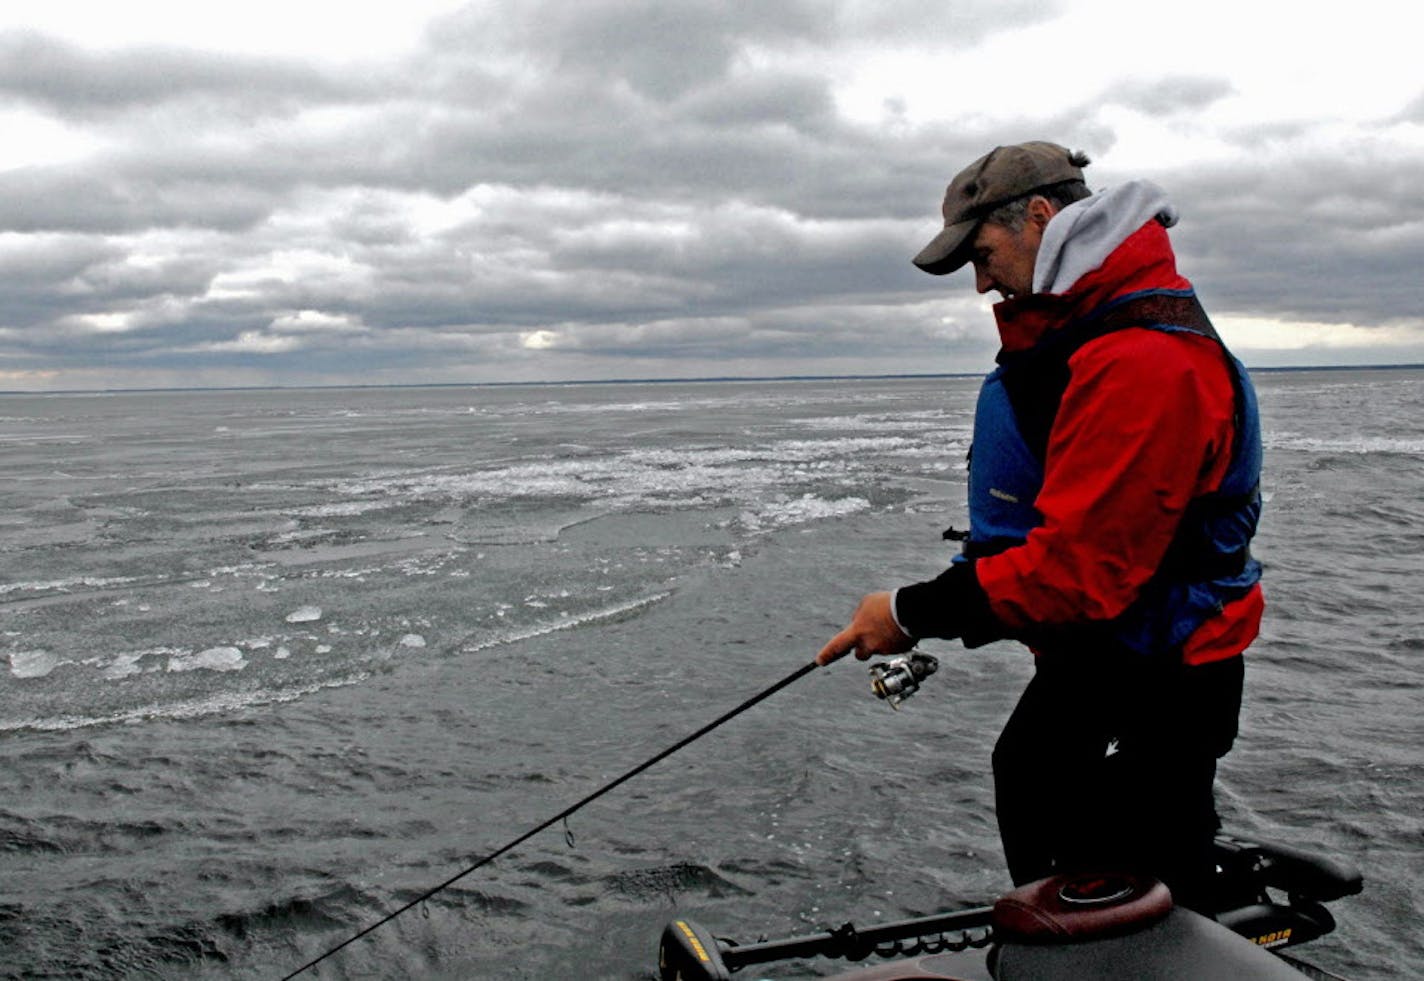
[1026,195,1058,231]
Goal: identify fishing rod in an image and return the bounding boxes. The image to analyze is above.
[279,658,833,979]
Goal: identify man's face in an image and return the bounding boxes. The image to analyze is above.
[970,219,1043,301]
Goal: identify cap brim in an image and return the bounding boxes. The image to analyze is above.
[912,217,979,276]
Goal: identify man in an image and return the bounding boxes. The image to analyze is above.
[817,142,1263,912]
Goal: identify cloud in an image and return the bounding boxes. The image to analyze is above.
[0,0,1421,391]
[1104,75,1236,116]
[183,329,303,354]
[0,31,361,119]
[0,166,276,233]
[1157,140,1424,327]
[270,310,367,333]
[1398,90,1424,123]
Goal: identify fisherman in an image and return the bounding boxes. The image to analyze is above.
[817,142,1264,913]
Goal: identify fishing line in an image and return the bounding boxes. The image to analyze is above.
[279,659,819,980]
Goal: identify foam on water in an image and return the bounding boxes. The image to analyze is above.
[0,672,371,732]
[326,433,949,518]
[1266,433,1424,456]
[742,494,872,531]
[0,573,141,597]
[287,500,397,518]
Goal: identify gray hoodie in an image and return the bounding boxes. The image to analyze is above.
[1032,179,1180,296]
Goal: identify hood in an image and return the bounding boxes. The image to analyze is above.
[992,181,1191,355]
[1033,179,1179,294]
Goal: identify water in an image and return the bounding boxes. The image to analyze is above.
[1,371,1419,980]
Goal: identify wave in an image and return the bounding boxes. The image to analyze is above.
[217,883,377,937]
[459,592,671,653]
[600,861,754,902]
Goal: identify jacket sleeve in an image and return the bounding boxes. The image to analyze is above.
[895,328,1237,641]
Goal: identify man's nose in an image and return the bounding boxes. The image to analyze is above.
[974,264,993,294]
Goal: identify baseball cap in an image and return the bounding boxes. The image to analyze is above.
[912,141,1088,275]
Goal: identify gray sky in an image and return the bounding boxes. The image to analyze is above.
[2,0,1422,391]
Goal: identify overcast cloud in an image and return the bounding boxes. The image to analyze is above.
[2,0,1422,391]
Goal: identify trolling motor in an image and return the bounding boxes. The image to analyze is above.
[657,835,1363,981]
[869,652,938,709]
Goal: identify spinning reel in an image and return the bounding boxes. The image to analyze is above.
[868,652,939,709]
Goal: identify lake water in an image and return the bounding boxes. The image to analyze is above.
[2,370,1420,979]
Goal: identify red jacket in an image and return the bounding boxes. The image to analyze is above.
[898,220,1263,665]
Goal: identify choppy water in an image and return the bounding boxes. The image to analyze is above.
[1,371,1420,980]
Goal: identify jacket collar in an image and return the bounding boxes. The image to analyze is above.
[992,219,1192,357]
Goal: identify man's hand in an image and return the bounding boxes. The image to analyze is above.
[817,591,916,666]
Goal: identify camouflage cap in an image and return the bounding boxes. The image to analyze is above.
[912,141,1088,275]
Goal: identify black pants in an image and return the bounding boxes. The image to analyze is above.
[991,648,1243,912]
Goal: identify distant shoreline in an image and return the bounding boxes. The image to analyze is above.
[3,362,1422,397]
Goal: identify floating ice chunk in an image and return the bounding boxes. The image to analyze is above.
[168,647,247,673]
[274,646,292,660]
[9,650,62,679]
[285,606,323,623]
[398,634,426,648]
[103,653,145,680]
[750,495,870,530]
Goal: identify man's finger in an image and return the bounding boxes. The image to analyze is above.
[816,630,856,666]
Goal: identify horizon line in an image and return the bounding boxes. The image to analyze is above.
[3,362,1423,397]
